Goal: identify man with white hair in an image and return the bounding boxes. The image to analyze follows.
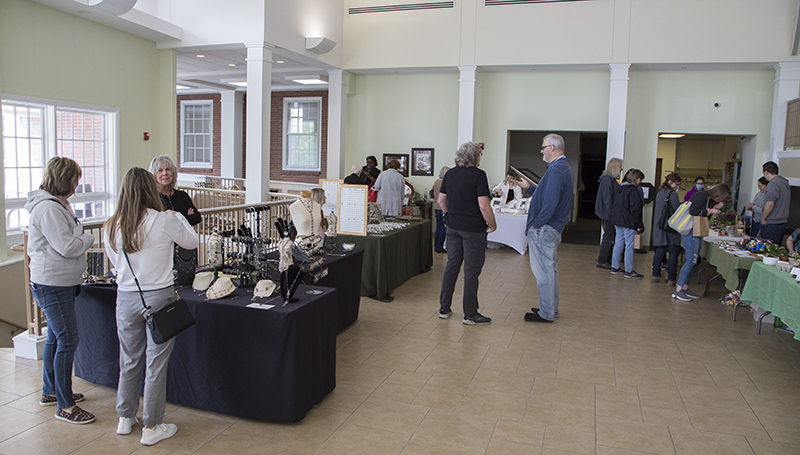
[512,133,574,323]
[344,164,365,185]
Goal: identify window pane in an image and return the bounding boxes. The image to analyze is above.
[4,138,16,168]
[5,169,18,199]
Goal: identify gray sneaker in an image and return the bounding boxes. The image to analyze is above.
[438,309,453,319]
[683,289,701,299]
[671,290,692,302]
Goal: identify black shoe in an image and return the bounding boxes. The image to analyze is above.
[596,262,612,269]
[463,313,491,325]
[530,307,559,318]
[624,270,644,279]
[524,312,553,323]
[438,309,453,319]
[610,268,625,275]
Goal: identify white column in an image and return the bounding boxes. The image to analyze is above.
[769,62,800,162]
[327,69,348,180]
[457,66,477,146]
[606,63,631,161]
[244,42,274,204]
[220,90,244,179]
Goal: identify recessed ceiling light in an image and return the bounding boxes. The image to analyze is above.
[659,133,685,139]
[228,63,236,67]
[176,84,192,90]
[228,81,247,87]
[196,54,205,58]
[292,79,327,85]
[276,60,285,64]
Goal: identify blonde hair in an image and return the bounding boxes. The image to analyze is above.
[603,158,623,178]
[310,188,326,205]
[104,167,164,254]
[40,157,81,197]
[438,166,450,179]
[149,155,178,190]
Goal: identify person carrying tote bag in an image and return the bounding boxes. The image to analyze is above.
[671,183,731,302]
[103,167,199,446]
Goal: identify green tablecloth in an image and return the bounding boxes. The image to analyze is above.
[700,240,758,291]
[330,219,432,301]
[740,261,800,341]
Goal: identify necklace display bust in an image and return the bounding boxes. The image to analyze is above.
[289,198,321,236]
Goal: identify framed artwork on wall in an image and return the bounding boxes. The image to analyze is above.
[411,148,434,176]
[382,154,409,177]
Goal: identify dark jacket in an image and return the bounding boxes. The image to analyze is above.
[610,183,644,231]
[594,174,617,220]
[652,187,681,246]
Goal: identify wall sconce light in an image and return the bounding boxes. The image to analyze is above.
[305,37,336,54]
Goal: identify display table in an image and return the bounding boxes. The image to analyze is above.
[740,261,800,340]
[487,212,528,255]
[266,249,363,332]
[699,239,758,294]
[73,283,337,423]
[329,219,432,301]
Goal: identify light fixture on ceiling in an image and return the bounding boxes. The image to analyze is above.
[227,81,247,87]
[228,63,236,67]
[276,60,285,64]
[659,133,685,139]
[285,75,328,85]
[176,84,192,90]
[305,37,336,54]
[196,54,205,58]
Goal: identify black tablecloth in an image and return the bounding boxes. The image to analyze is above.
[266,248,363,332]
[330,219,433,301]
[73,283,337,423]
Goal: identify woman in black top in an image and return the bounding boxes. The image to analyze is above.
[149,155,201,226]
[652,173,682,284]
[672,183,730,302]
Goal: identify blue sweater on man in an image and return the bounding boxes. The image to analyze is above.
[525,155,574,234]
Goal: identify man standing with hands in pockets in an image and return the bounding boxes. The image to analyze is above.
[512,134,574,323]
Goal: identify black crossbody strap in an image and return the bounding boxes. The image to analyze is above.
[123,251,151,313]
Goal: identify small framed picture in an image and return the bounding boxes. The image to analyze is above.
[411,148,434,176]
[383,154,410,177]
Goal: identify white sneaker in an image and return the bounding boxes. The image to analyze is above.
[116,416,139,435]
[140,423,178,446]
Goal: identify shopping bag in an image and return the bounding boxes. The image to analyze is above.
[668,201,693,235]
[692,216,709,237]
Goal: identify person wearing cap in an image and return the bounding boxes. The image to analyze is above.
[104,167,198,446]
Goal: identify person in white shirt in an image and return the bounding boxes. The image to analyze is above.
[492,169,525,208]
[104,167,198,446]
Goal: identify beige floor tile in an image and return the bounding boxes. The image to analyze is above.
[670,427,755,455]
[469,366,534,396]
[557,360,616,386]
[72,432,144,455]
[0,418,107,455]
[455,388,527,421]
[641,405,692,427]
[615,364,678,389]
[347,397,429,434]
[486,437,543,455]
[596,398,642,422]
[685,405,769,439]
[757,412,800,445]
[317,383,374,413]
[491,418,546,446]
[677,383,750,411]
[148,407,235,453]
[596,445,670,455]
[371,381,423,403]
[221,418,285,440]
[530,377,595,407]
[525,401,595,432]
[413,408,496,449]
[542,425,596,454]
[193,433,287,455]
[411,387,462,410]
[422,372,473,394]
[384,369,432,388]
[747,436,800,455]
[314,422,410,455]
[595,384,640,405]
[363,336,439,370]
[595,417,674,455]
[637,385,685,410]
[400,434,487,455]
[269,423,338,453]
[0,404,51,442]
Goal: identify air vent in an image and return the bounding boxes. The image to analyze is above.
[486,0,593,5]
[348,2,454,14]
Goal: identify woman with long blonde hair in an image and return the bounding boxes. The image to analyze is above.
[595,157,623,268]
[103,167,198,446]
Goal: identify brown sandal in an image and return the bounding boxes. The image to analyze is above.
[55,405,95,424]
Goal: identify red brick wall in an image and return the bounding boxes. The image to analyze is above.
[269,90,328,183]
[176,94,222,176]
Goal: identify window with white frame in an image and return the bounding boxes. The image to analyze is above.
[2,97,117,231]
[283,97,321,171]
[180,100,213,168]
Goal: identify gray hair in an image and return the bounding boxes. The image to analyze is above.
[438,166,450,179]
[149,155,178,190]
[351,164,361,174]
[454,142,482,167]
[543,133,565,152]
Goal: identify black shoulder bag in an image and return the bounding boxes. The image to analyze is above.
[123,252,196,344]
[660,191,676,231]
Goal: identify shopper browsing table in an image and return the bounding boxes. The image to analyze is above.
[25,157,96,424]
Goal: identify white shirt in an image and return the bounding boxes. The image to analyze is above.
[105,209,199,292]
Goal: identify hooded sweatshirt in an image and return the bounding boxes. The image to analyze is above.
[25,190,94,286]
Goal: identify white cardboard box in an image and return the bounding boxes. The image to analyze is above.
[750,303,775,324]
[13,330,47,360]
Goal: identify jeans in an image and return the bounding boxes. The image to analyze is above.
[611,226,636,272]
[751,221,761,238]
[652,243,682,281]
[760,223,786,246]
[597,219,615,264]
[677,234,702,287]
[434,209,446,252]
[527,225,561,321]
[116,287,177,427]
[30,282,80,410]
[439,227,487,318]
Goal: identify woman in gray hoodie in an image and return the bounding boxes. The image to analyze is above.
[25,157,96,424]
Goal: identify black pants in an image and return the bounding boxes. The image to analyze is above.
[597,219,615,264]
[652,243,681,282]
[760,223,786,246]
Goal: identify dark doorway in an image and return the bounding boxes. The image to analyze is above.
[507,131,607,245]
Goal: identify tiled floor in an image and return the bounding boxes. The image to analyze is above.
[1,244,800,454]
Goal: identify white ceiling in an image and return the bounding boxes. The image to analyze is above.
[176,47,334,93]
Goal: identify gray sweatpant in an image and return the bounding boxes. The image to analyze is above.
[115,286,177,427]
